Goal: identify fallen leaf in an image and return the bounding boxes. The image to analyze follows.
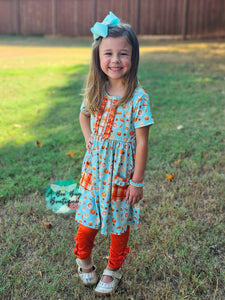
[204,77,210,81]
[38,270,42,278]
[30,206,37,215]
[177,125,183,130]
[36,140,43,147]
[67,150,75,158]
[102,256,109,260]
[174,159,182,167]
[43,221,52,229]
[167,174,175,181]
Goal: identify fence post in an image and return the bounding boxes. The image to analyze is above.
[52,0,56,35]
[93,0,97,23]
[182,0,189,39]
[16,0,20,34]
[137,0,141,35]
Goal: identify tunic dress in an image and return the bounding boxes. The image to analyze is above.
[76,87,154,235]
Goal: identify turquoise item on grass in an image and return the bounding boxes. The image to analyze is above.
[91,11,120,40]
[45,179,81,214]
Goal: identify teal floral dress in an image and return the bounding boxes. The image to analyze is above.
[76,87,154,235]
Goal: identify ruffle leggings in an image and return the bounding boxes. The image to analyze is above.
[73,224,130,269]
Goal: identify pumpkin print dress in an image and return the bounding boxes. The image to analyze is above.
[76,87,154,235]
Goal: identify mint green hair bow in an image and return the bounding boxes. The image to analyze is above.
[91,11,120,40]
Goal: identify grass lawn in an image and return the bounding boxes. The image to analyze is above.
[0,35,224,299]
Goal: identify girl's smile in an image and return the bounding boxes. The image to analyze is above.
[99,37,132,84]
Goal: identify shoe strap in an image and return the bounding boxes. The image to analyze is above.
[76,258,94,270]
[103,269,122,280]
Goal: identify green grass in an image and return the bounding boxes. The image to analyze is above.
[0,36,225,299]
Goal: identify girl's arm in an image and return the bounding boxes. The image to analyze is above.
[126,126,150,205]
[79,111,92,150]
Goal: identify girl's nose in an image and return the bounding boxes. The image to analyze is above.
[112,55,120,63]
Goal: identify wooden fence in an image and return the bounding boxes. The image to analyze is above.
[0,0,224,38]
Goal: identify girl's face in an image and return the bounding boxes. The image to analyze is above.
[99,37,132,84]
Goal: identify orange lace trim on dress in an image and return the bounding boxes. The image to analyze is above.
[94,96,117,140]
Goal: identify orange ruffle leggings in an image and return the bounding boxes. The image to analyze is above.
[73,224,130,269]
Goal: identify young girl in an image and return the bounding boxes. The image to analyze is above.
[73,12,154,296]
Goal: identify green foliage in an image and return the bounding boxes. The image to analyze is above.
[0,36,224,299]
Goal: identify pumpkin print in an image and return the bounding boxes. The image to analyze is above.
[84,212,90,218]
[76,87,154,235]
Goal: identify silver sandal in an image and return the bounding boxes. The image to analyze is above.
[94,269,122,296]
[76,258,98,286]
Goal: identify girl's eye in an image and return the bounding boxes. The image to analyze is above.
[121,53,128,56]
[105,52,112,56]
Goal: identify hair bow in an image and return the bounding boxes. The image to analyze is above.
[91,11,120,40]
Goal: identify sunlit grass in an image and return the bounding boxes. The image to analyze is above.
[140,41,225,54]
[0,46,91,68]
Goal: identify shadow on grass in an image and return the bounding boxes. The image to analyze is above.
[0,64,89,203]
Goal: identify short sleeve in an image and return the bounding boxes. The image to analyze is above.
[134,92,154,129]
[80,99,90,115]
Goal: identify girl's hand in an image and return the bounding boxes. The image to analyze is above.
[85,136,93,152]
[126,184,143,205]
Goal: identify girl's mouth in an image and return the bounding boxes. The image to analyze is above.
[109,67,122,72]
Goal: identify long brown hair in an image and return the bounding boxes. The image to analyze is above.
[84,23,139,115]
